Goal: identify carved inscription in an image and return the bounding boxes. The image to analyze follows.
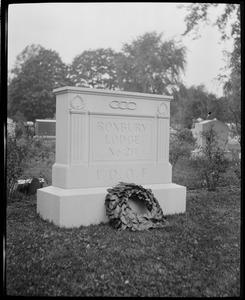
[97,168,148,181]
[92,117,152,161]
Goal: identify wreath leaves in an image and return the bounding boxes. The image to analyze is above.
[105,182,169,231]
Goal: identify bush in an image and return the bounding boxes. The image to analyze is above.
[7,134,31,198]
[233,160,241,181]
[190,126,229,191]
[7,134,55,199]
[169,128,196,170]
[21,138,55,185]
[225,159,241,186]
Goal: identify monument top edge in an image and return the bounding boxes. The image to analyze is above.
[53,86,173,101]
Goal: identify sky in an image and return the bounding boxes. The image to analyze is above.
[8,2,233,97]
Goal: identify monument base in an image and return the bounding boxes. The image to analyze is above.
[37,183,186,228]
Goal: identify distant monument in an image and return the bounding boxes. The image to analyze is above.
[35,119,56,138]
[37,87,186,227]
[191,119,231,158]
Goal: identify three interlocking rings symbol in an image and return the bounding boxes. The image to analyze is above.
[109,100,137,110]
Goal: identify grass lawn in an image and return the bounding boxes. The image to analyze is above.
[6,183,240,296]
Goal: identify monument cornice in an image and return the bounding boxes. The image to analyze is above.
[53,86,173,101]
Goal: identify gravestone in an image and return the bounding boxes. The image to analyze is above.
[35,119,56,138]
[191,119,231,157]
[37,87,186,227]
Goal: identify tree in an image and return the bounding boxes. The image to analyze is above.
[182,3,240,45]
[8,45,71,121]
[181,3,241,134]
[222,70,241,137]
[70,48,119,90]
[186,85,220,123]
[115,31,186,94]
[10,44,43,78]
[171,84,221,129]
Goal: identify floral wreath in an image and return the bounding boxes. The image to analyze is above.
[104,182,169,231]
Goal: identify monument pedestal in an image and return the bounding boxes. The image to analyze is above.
[145,183,186,215]
[37,183,186,228]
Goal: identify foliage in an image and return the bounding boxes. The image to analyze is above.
[171,84,224,129]
[8,32,186,122]
[181,3,240,44]
[7,133,55,199]
[8,45,71,121]
[181,3,241,134]
[69,32,186,95]
[169,128,196,170]
[11,111,27,123]
[115,31,186,94]
[21,138,55,185]
[70,48,119,89]
[10,44,44,78]
[6,186,240,296]
[14,120,26,139]
[6,134,32,197]
[11,115,35,139]
[105,182,169,231]
[228,160,241,183]
[190,126,229,191]
[222,70,241,138]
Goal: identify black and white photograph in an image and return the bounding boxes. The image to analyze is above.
[5,2,241,297]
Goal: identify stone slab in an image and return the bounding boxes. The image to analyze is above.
[37,183,186,228]
[191,120,229,151]
[35,119,56,138]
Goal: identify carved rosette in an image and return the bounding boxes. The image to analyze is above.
[157,102,168,116]
[70,95,87,112]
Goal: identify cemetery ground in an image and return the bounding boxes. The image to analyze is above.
[6,155,241,297]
